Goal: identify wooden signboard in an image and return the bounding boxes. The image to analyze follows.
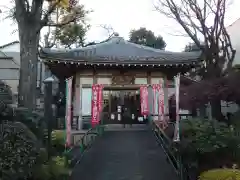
[112,72,135,85]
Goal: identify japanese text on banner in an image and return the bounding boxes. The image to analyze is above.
[91,84,99,125]
[97,85,103,123]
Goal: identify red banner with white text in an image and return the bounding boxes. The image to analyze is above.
[97,84,103,123]
[91,84,104,126]
[140,85,149,116]
[91,84,99,126]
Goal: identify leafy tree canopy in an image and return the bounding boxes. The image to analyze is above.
[45,4,91,48]
[4,0,90,109]
[129,27,166,50]
[54,22,89,48]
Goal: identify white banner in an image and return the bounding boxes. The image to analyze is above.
[65,76,73,147]
[158,79,165,122]
[173,74,180,142]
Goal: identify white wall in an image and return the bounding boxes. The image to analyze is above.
[227,19,240,65]
[0,57,19,95]
[0,43,20,96]
[0,42,49,96]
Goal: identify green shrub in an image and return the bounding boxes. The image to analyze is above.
[14,108,46,141]
[52,130,66,153]
[177,118,240,170]
[179,118,235,153]
[0,81,14,122]
[229,110,240,127]
[198,169,240,180]
[0,80,12,107]
[50,156,71,178]
[0,122,40,180]
[32,156,71,180]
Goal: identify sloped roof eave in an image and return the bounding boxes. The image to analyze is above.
[0,41,19,49]
[39,35,202,64]
[40,53,200,65]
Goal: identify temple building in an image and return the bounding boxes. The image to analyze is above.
[39,34,201,129]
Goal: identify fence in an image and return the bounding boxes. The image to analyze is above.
[64,124,105,168]
[152,121,191,180]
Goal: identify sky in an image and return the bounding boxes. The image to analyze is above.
[0,0,240,52]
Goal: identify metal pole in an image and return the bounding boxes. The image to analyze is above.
[44,78,53,159]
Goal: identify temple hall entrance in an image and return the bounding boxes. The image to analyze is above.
[101,88,147,125]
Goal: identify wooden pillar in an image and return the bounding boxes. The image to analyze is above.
[164,76,169,116]
[78,82,82,130]
[44,78,53,159]
[93,67,97,84]
[147,71,152,122]
[147,71,151,84]
[74,73,80,116]
[108,90,111,116]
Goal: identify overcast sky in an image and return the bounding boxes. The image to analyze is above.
[0,0,239,51]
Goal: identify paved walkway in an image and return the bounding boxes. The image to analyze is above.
[71,126,178,180]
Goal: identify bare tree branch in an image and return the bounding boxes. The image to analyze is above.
[162,24,190,37]
[155,0,236,77]
[99,24,115,39]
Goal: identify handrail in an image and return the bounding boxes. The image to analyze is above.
[152,122,189,180]
[152,122,179,172]
[64,124,105,167]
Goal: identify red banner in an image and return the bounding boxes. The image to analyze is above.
[157,80,168,129]
[91,84,99,126]
[91,84,104,126]
[152,84,157,116]
[97,84,103,123]
[140,85,149,116]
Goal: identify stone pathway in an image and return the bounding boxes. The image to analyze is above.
[71,127,178,180]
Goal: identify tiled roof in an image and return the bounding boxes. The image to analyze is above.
[0,41,19,49]
[40,35,201,64]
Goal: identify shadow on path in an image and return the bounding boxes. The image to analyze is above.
[71,128,178,180]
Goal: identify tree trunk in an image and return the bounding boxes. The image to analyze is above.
[205,62,223,121]
[18,26,40,110]
[199,105,206,117]
[211,99,223,120]
[191,107,197,117]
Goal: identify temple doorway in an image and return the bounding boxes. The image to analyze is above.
[101,89,146,125]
